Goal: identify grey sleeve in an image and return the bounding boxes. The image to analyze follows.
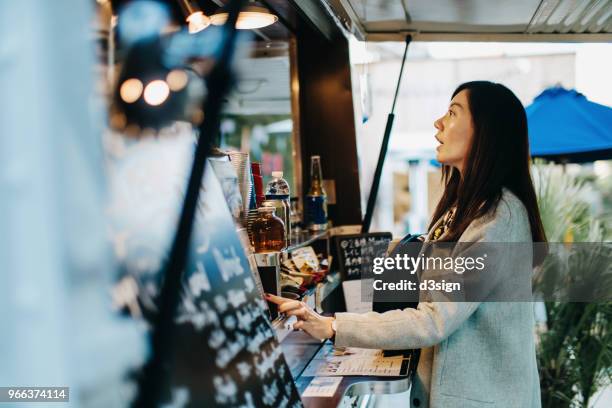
[334,194,528,350]
[334,301,480,350]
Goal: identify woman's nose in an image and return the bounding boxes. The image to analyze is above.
[434,117,443,130]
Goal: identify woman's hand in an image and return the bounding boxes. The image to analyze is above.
[265,294,335,340]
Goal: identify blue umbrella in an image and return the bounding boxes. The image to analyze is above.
[526,87,612,163]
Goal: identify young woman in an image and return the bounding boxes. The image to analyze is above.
[267,81,547,407]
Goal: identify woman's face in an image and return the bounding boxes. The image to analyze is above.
[434,90,474,173]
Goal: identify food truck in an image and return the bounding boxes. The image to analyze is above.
[1,0,610,407]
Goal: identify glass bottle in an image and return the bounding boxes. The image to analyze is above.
[305,155,328,230]
[252,207,285,252]
[265,171,290,196]
[265,171,291,243]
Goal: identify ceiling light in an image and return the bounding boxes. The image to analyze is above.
[210,2,278,30]
[179,0,210,34]
[187,11,210,34]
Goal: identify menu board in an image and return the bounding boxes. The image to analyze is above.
[332,233,392,280]
[111,156,302,407]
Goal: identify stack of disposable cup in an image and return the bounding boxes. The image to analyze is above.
[227,151,252,220]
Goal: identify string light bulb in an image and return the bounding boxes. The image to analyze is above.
[143,80,170,106]
[119,78,144,103]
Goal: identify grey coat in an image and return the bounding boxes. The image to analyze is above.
[334,189,541,407]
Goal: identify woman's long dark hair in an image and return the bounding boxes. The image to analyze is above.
[428,81,547,262]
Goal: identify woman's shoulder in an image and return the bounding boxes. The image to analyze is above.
[459,188,531,242]
[497,188,529,222]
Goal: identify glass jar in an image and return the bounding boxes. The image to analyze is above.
[252,207,286,252]
[261,198,290,245]
[264,171,291,243]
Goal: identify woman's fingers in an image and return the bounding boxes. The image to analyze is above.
[265,293,292,305]
[285,307,309,319]
[266,295,304,313]
[265,295,308,314]
[293,320,304,330]
[278,300,305,314]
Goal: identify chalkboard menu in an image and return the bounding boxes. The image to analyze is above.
[332,232,392,280]
[111,156,301,407]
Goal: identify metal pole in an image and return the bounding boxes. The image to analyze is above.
[362,35,411,233]
[133,1,246,406]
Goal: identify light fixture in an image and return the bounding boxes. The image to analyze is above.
[187,11,210,33]
[210,1,278,30]
[179,0,210,34]
[143,80,170,106]
[113,37,190,131]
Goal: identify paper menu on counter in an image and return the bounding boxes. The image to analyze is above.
[306,346,410,377]
[302,377,343,398]
[315,355,407,377]
[325,346,383,357]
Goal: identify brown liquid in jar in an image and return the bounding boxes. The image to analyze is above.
[252,207,285,252]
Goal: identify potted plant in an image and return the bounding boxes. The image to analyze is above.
[533,164,612,407]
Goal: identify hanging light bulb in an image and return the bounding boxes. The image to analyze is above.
[210,1,278,30]
[113,37,191,131]
[187,11,210,34]
[179,0,210,34]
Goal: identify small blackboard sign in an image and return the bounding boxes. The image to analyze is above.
[114,162,302,407]
[332,232,392,280]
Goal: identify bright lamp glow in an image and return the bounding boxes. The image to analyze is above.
[187,11,210,34]
[143,80,170,106]
[119,78,144,103]
[210,5,278,30]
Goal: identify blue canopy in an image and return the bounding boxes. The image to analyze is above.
[526,87,612,163]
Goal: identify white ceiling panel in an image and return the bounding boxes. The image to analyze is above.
[406,0,540,26]
[332,0,612,41]
[224,56,291,115]
[349,0,408,22]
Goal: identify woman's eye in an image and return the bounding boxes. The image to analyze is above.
[448,110,454,116]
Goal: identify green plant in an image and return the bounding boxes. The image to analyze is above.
[533,164,612,408]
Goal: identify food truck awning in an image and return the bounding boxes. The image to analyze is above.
[323,0,612,41]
